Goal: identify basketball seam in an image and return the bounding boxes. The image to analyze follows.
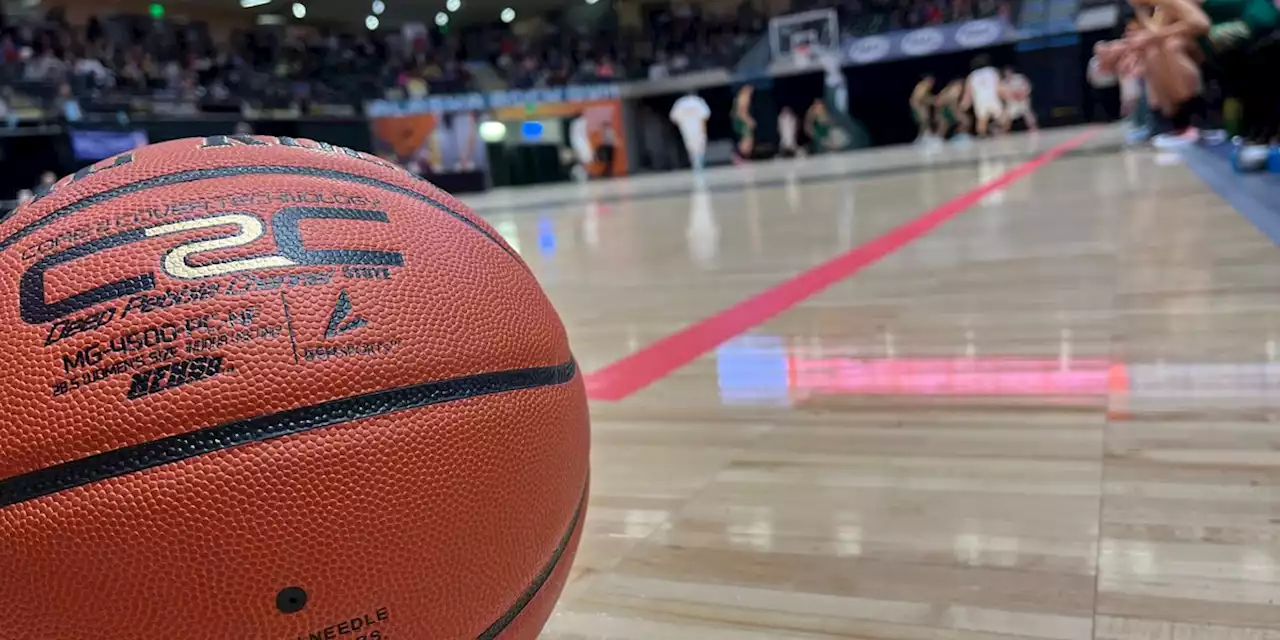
[0,165,525,267]
[0,359,577,509]
[477,477,587,640]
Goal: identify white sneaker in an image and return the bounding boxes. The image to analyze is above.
[1237,144,1270,170]
[1152,128,1200,149]
[1201,129,1227,145]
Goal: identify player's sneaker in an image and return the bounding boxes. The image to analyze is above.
[1152,127,1200,149]
[1125,126,1152,145]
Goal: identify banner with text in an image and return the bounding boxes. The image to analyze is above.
[490,98,628,178]
[369,111,490,177]
[842,18,1019,66]
[365,85,622,117]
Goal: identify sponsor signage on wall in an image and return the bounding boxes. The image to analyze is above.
[842,18,1016,66]
[366,85,622,117]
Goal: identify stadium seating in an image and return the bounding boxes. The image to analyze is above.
[0,0,1024,108]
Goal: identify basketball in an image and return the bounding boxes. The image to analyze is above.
[0,136,590,638]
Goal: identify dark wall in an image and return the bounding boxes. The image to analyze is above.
[634,41,1102,157]
[0,131,69,200]
[140,119,373,150]
[841,44,1019,145]
[0,119,375,200]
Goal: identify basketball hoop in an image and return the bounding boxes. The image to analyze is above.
[772,8,839,68]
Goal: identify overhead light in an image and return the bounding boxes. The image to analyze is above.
[371,0,385,15]
[586,0,599,4]
[500,7,515,22]
[365,15,380,30]
[291,2,305,18]
[256,13,284,24]
[434,11,449,26]
[445,0,460,10]
[240,0,271,8]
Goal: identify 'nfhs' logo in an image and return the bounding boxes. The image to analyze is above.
[954,19,1003,48]
[900,28,945,56]
[20,207,405,326]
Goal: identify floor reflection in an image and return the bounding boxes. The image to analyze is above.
[714,334,1280,410]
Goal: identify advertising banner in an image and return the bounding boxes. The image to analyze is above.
[367,84,628,179]
[491,99,628,179]
[843,18,1018,66]
[369,111,489,177]
[365,85,621,117]
[69,129,149,162]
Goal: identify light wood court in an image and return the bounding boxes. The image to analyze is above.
[465,126,1280,639]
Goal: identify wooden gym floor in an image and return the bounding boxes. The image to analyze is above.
[465,125,1280,640]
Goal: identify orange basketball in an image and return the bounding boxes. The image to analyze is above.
[0,136,589,638]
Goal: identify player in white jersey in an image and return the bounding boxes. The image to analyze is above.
[998,67,1038,133]
[669,92,711,172]
[568,115,595,181]
[819,49,848,115]
[964,55,1003,136]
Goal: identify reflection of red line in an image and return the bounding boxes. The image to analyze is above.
[584,129,1101,402]
[790,357,1113,398]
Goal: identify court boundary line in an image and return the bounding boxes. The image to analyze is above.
[472,142,1123,216]
[1182,145,1280,246]
[584,128,1101,402]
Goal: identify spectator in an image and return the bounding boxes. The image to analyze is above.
[24,48,65,82]
[56,83,81,122]
[649,52,669,80]
[597,120,617,177]
[779,106,800,157]
[35,171,57,196]
[0,0,1024,115]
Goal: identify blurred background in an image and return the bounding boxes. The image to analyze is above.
[0,0,1126,209]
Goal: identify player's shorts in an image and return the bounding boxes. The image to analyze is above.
[940,106,957,127]
[973,93,1004,120]
[1005,100,1031,120]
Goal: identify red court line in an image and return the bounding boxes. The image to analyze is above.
[584,129,1101,402]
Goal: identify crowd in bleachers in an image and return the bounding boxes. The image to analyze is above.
[486,0,1017,88]
[0,0,1019,114]
[810,0,1014,35]
[0,7,479,118]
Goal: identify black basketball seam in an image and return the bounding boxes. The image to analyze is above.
[477,478,587,640]
[0,165,524,266]
[0,359,576,509]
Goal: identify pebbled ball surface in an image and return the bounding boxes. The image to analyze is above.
[0,136,589,639]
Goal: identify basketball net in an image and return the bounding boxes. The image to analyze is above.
[792,43,812,66]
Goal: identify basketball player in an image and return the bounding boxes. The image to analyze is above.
[934,78,971,140]
[732,84,757,163]
[819,48,849,115]
[964,55,1004,137]
[910,74,937,142]
[998,67,1038,133]
[778,106,800,157]
[1096,0,1278,147]
[568,114,595,181]
[804,98,833,153]
[670,91,711,172]
[452,111,479,171]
